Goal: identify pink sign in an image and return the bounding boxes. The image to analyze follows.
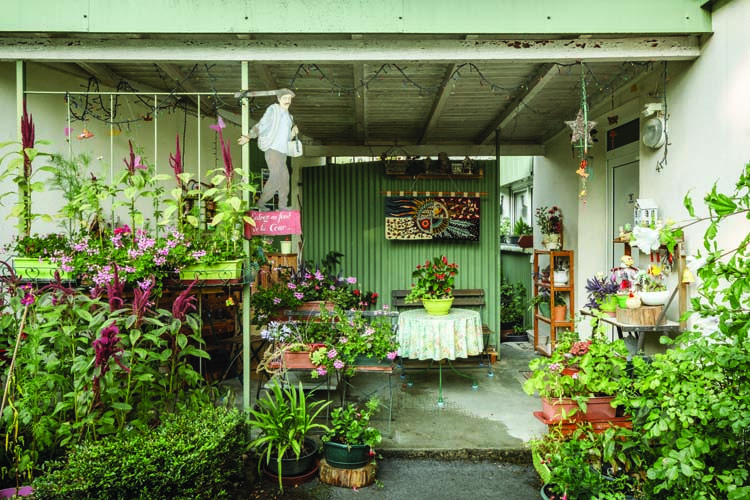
[244,210,302,237]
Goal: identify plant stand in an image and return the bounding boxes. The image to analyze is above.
[533,250,575,355]
[319,458,378,488]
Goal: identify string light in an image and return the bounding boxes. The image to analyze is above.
[66,60,653,132]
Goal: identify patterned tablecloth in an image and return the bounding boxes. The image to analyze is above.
[397,308,483,361]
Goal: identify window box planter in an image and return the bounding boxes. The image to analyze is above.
[13,257,73,281]
[179,259,243,283]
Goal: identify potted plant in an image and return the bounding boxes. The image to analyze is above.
[541,425,644,500]
[499,217,512,244]
[634,263,669,305]
[182,117,263,282]
[500,279,527,341]
[5,233,73,281]
[535,205,563,250]
[523,329,629,423]
[528,287,551,319]
[321,397,381,470]
[584,272,620,315]
[403,255,459,315]
[551,293,567,322]
[247,381,330,491]
[513,218,533,247]
[312,307,399,374]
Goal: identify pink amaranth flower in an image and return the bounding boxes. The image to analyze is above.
[168,133,184,188]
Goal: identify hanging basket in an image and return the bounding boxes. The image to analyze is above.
[421,297,454,316]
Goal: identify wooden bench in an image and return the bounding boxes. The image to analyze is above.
[391,289,495,361]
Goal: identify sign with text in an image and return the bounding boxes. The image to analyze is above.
[244,210,302,238]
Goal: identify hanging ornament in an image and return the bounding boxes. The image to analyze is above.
[77,128,94,140]
[566,109,597,145]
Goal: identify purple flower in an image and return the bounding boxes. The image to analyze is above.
[333,360,345,370]
[339,337,348,344]
[314,271,324,281]
[316,366,328,376]
[294,292,304,300]
[347,276,357,284]
[327,349,337,359]
[272,297,282,304]
[387,351,398,360]
[287,283,297,290]
[21,293,35,306]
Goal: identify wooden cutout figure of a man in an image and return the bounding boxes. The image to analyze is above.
[238,88,299,211]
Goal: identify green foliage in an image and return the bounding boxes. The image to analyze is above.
[322,397,382,448]
[32,406,248,500]
[500,278,526,326]
[404,255,460,302]
[247,381,330,490]
[614,162,750,499]
[523,329,628,402]
[499,217,512,237]
[513,218,533,236]
[0,274,216,484]
[542,425,645,500]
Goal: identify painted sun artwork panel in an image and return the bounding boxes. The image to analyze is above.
[385,196,480,241]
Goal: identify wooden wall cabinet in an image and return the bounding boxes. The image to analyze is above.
[533,249,575,356]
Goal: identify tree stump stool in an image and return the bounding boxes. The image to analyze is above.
[318,458,378,488]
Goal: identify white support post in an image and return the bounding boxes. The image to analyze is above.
[241,61,251,411]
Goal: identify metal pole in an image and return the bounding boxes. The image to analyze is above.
[241,61,251,411]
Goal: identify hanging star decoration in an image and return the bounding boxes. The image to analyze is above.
[566,109,597,145]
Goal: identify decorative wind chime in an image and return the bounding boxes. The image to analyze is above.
[565,65,597,203]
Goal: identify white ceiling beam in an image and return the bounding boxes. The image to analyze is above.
[304,143,544,158]
[1,36,701,63]
[478,63,558,144]
[420,63,456,144]
[351,35,367,145]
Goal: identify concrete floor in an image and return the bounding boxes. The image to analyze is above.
[225,341,547,460]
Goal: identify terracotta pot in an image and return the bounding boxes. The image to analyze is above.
[283,350,315,369]
[552,305,567,322]
[540,397,581,423]
[584,395,618,420]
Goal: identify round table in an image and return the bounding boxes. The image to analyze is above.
[397,308,484,360]
[397,308,485,406]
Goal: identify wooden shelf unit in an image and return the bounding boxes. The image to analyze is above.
[533,249,575,356]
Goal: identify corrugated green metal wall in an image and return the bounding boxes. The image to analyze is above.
[301,160,500,341]
[501,251,533,328]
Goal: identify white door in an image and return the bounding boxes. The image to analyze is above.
[608,142,640,269]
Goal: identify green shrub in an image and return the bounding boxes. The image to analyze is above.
[32,406,249,500]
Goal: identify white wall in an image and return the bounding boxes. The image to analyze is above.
[534,0,750,345]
